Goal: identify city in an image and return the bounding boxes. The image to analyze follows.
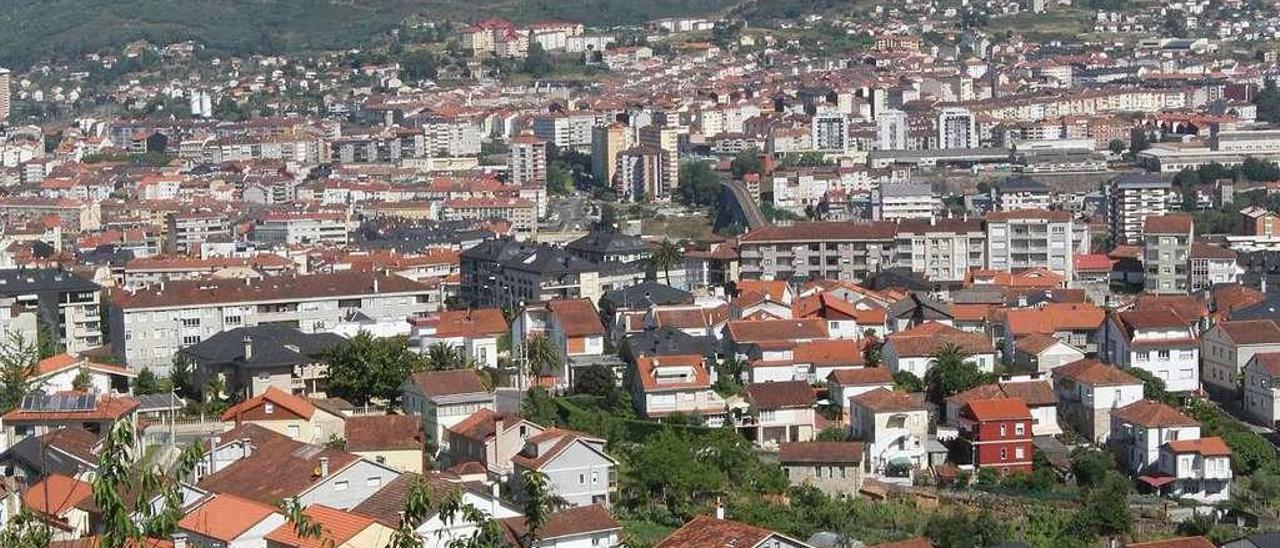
[3,0,1280,547]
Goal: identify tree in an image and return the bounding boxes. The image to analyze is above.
[862,331,883,367]
[731,148,764,179]
[573,364,616,397]
[523,334,561,387]
[72,367,92,392]
[520,469,555,544]
[1108,139,1126,155]
[1126,367,1174,404]
[816,426,846,441]
[169,355,196,399]
[649,239,685,285]
[93,420,204,547]
[1068,472,1132,538]
[0,332,39,413]
[677,160,721,207]
[1069,447,1114,489]
[324,332,426,405]
[1257,79,1280,124]
[595,203,618,232]
[893,371,924,393]
[522,43,554,77]
[399,50,438,81]
[1129,128,1150,154]
[134,368,162,395]
[925,511,1013,548]
[424,342,467,371]
[521,387,559,427]
[922,343,992,406]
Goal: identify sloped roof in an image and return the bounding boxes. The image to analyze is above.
[964,397,1032,421]
[1111,400,1199,428]
[178,494,281,542]
[851,388,927,413]
[408,369,490,399]
[886,321,995,357]
[221,387,316,421]
[344,415,423,452]
[264,505,377,548]
[778,441,864,464]
[746,381,815,409]
[1165,437,1231,457]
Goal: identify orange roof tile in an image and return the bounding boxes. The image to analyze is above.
[179,494,281,542]
[1165,437,1231,457]
[264,505,377,548]
[221,387,315,422]
[24,474,92,518]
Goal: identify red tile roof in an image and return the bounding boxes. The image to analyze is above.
[745,381,816,409]
[501,504,620,542]
[1143,214,1194,234]
[111,272,433,310]
[221,387,316,422]
[1005,302,1106,334]
[827,367,893,386]
[1126,537,1215,548]
[964,397,1032,421]
[1074,254,1114,272]
[24,473,92,519]
[178,494,281,542]
[726,318,829,343]
[1111,400,1199,428]
[547,299,606,337]
[886,321,995,357]
[740,222,898,242]
[635,354,712,392]
[407,369,490,399]
[344,414,423,451]
[655,515,784,548]
[778,441,865,464]
[851,388,927,412]
[264,505,378,548]
[434,308,507,338]
[1165,436,1231,457]
[3,395,138,423]
[794,339,866,367]
[1216,320,1280,345]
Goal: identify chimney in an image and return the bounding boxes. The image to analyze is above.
[241,438,252,459]
[319,456,330,477]
[715,497,725,520]
[243,336,253,361]
[373,276,380,293]
[171,532,188,548]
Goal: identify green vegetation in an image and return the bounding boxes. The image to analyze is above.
[323,331,428,406]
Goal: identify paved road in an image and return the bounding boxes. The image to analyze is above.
[722,180,767,229]
[544,193,593,232]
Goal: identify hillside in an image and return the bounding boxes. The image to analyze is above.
[0,0,738,68]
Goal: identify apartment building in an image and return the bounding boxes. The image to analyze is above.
[1189,243,1240,292]
[876,109,908,151]
[508,133,547,185]
[614,146,671,201]
[166,212,233,255]
[0,68,10,122]
[251,211,350,247]
[937,107,978,149]
[994,176,1053,211]
[811,111,850,153]
[592,124,630,187]
[1102,310,1200,393]
[109,272,437,373]
[1200,320,1280,399]
[460,238,603,309]
[985,210,1076,279]
[1142,214,1193,295]
[874,182,935,221]
[0,269,102,354]
[442,198,538,235]
[738,222,897,282]
[893,218,986,283]
[1107,174,1170,246]
[637,125,682,189]
[532,112,599,151]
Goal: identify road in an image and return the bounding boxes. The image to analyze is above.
[721,180,768,229]
[544,193,593,232]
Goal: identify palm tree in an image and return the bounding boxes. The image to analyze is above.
[923,342,987,405]
[425,342,464,371]
[650,239,684,285]
[523,334,561,390]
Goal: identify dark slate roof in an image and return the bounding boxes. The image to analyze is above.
[866,267,933,292]
[1,427,100,477]
[1227,533,1280,548]
[997,175,1050,192]
[566,231,650,256]
[625,327,714,358]
[133,393,187,412]
[178,326,345,370]
[887,292,953,321]
[463,238,599,275]
[80,246,136,268]
[601,282,693,309]
[0,268,100,296]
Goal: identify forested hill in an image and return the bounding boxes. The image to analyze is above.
[0,0,737,68]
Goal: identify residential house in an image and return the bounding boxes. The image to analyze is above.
[946,381,1060,436]
[886,293,953,333]
[512,299,608,389]
[500,504,622,548]
[1200,320,1280,399]
[177,493,287,548]
[264,504,395,547]
[1109,400,1201,473]
[28,354,134,396]
[827,368,894,418]
[511,428,617,508]
[628,354,727,424]
[1002,302,1105,359]
[792,292,887,339]
[1102,310,1201,393]
[744,381,816,447]
[179,326,345,399]
[1010,334,1086,374]
[882,322,996,378]
[445,409,545,478]
[957,398,1034,475]
[778,441,866,496]
[417,308,507,369]
[401,369,495,453]
[220,387,345,444]
[0,427,100,482]
[1242,353,1280,427]
[654,515,812,548]
[351,471,520,548]
[849,388,930,480]
[1141,437,1233,503]
[344,415,424,474]
[1052,359,1144,443]
[22,473,93,540]
[1,394,137,451]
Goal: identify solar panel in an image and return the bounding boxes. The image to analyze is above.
[18,393,96,412]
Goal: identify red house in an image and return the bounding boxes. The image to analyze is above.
[960,397,1034,475]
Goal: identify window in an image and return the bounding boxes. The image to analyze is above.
[264,403,275,414]
[1015,423,1025,436]
[999,424,1007,436]
[287,424,300,438]
[1136,351,1149,362]
[592,471,599,484]
[181,318,200,327]
[1000,448,1008,460]
[225,316,242,325]
[579,474,586,484]
[367,476,382,487]
[334,480,349,492]
[182,335,200,346]
[1157,350,1170,360]
[375,456,386,464]
[1015,447,1025,459]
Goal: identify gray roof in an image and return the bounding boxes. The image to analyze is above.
[625,327,714,358]
[601,282,693,309]
[0,268,100,296]
[879,182,934,197]
[1111,173,1169,189]
[179,326,344,370]
[566,232,650,256]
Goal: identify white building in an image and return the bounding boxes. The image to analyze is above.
[811,111,849,153]
[1106,173,1170,246]
[937,107,977,149]
[849,388,930,479]
[875,182,935,221]
[985,209,1077,279]
[1052,358,1144,443]
[1103,310,1200,393]
[1243,352,1280,427]
[876,109,908,151]
[1200,320,1280,398]
[252,211,350,247]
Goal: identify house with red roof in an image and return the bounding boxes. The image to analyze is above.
[1001,302,1105,359]
[882,322,996,378]
[946,381,1059,436]
[958,398,1034,475]
[654,514,810,548]
[827,367,894,418]
[29,353,136,396]
[1242,352,1280,427]
[220,386,345,444]
[778,441,866,496]
[2,393,138,451]
[513,299,608,390]
[500,503,621,547]
[401,369,494,453]
[744,381,817,447]
[1150,437,1232,502]
[1102,309,1201,392]
[628,354,727,424]
[22,473,93,540]
[510,428,617,508]
[343,414,424,474]
[1051,359,1144,443]
[792,292,887,339]
[1109,400,1202,473]
[445,409,545,477]
[264,504,395,547]
[1200,319,1280,399]
[177,493,286,547]
[416,308,508,369]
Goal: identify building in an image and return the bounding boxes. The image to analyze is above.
[442,198,538,236]
[1151,437,1233,503]
[445,409,545,477]
[532,113,598,151]
[893,218,986,283]
[1200,320,1280,399]
[177,493,287,548]
[509,133,547,185]
[1102,310,1201,393]
[994,176,1053,211]
[460,239,603,309]
[1142,214,1193,294]
[264,504,396,547]
[0,268,102,355]
[937,107,978,149]
[778,441,865,496]
[592,124,629,188]
[401,369,494,453]
[566,232,650,264]
[883,321,997,378]
[252,211,350,247]
[1189,243,1240,292]
[1110,399,1201,473]
[1242,352,1280,427]
[511,428,617,507]
[876,109,908,151]
[110,272,437,373]
[849,388,930,480]
[958,398,1034,475]
[628,354,727,423]
[875,182,935,221]
[811,111,850,152]
[744,381,816,446]
[0,68,10,122]
[947,381,1060,436]
[614,145,671,201]
[178,326,345,399]
[827,367,894,418]
[1002,302,1106,358]
[1107,174,1170,246]
[738,222,898,282]
[220,387,346,444]
[166,212,233,255]
[416,308,507,369]
[1241,206,1280,237]
[638,125,682,191]
[985,210,1076,279]
[1052,358,1144,444]
[654,515,811,548]
[2,394,137,451]
[343,414,425,474]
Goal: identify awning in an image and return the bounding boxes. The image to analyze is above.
[1138,474,1177,487]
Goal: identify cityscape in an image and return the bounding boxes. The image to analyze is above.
[5,0,1280,547]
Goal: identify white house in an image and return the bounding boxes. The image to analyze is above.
[848,388,930,481]
[1109,399,1202,473]
[883,321,997,378]
[416,308,508,369]
[1103,310,1200,393]
[1051,358,1144,443]
[827,367,894,418]
[511,428,617,508]
[1242,352,1280,427]
[1200,319,1280,399]
[1152,437,1233,503]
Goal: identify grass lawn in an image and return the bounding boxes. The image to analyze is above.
[985,7,1093,39]
[623,520,676,547]
[641,213,715,241]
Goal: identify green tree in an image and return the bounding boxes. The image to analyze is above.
[731,148,764,179]
[862,331,883,367]
[1257,79,1280,124]
[1068,472,1132,538]
[520,469,555,544]
[816,426,846,441]
[169,355,196,399]
[0,510,53,547]
[1069,447,1114,489]
[424,342,467,371]
[399,49,439,80]
[72,367,92,392]
[925,511,1013,548]
[522,43,554,77]
[573,364,616,397]
[1108,139,1127,155]
[922,343,992,406]
[523,333,562,386]
[521,387,559,427]
[649,239,685,285]
[324,332,426,405]
[1129,128,1151,154]
[93,420,205,547]
[893,371,924,393]
[677,160,721,207]
[1126,367,1173,404]
[0,332,39,413]
[134,368,162,395]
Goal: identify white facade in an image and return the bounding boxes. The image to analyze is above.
[937,107,977,149]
